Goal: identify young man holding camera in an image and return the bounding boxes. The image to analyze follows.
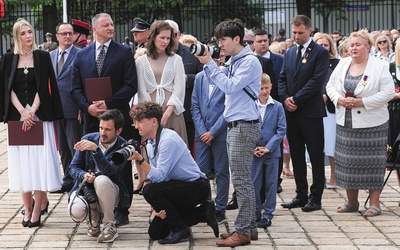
[68,109,130,243]
[129,101,219,245]
[195,18,262,247]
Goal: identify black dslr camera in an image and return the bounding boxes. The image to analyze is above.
[111,139,141,165]
[79,170,100,204]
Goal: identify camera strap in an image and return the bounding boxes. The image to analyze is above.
[68,177,101,228]
[224,53,261,101]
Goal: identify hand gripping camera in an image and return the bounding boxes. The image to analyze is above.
[80,170,100,204]
[111,139,141,165]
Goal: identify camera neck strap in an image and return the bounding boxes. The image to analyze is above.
[224,53,261,101]
[68,177,101,228]
[145,124,163,159]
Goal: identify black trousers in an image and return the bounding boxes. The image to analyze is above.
[54,118,83,181]
[143,178,209,233]
[286,114,325,203]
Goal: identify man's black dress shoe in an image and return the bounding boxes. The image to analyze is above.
[257,218,272,228]
[158,227,190,244]
[281,198,307,209]
[225,197,238,210]
[204,201,219,237]
[301,202,321,212]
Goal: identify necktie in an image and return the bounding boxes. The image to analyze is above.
[296,45,304,67]
[96,45,106,76]
[57,50,65,75]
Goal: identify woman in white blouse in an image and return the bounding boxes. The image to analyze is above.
[135,21,188,191]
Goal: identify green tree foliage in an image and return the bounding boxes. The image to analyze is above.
[2,0,264,38]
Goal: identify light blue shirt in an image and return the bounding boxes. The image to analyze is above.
[203,45,262,122]
[147,128,206,183]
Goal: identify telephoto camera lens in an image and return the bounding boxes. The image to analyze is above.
[111,139,141,165]
[190,44,221,59]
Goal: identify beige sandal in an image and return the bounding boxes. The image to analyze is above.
[363,205,381,217]
[337,202,359,213]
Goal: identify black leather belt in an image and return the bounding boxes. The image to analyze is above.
[228,119,259,129]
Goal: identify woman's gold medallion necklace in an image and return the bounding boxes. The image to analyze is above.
[22,53,33,75]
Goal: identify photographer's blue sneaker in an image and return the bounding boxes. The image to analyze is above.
[97,222,118,243]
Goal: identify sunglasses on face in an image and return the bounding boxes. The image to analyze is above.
[378,40,388,44]
[244,40,254,45]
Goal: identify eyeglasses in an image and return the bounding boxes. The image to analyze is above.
[57,32,73,37]
[243,40,254,45]
[378,40,388,44]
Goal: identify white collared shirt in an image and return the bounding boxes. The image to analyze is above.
[95,40,112,59]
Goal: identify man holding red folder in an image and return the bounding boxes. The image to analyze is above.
[71,13,137,227]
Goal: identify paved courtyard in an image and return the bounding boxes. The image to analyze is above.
[0,123,400,249]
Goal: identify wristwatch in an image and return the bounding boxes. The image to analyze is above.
[136,157,145,166]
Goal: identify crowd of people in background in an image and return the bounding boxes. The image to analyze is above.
[0,12,400,247]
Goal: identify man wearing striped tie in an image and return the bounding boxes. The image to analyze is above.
[71,13,138,227]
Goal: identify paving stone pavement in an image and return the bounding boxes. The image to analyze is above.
[0,123,400,249]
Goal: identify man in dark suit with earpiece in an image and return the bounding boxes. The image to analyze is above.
[278,15,329,212]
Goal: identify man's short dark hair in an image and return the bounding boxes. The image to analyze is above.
[214,18,245,46]
[254,29,268,37]
[333,30,342,36]
[291,15,311,29]
[279,28,286,36]
[130,101,163,124]
[99,109,124,130]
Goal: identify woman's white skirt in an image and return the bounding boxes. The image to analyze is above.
[8,121,62,192]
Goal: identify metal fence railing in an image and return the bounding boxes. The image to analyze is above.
[0,1,399,54]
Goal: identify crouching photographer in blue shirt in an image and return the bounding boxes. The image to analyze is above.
[128,101,219,244]
[68,109,130,243]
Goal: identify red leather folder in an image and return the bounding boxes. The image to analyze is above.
[8,121,44,145]
[85,77,112,102]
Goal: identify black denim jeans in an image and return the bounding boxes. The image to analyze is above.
[143,178,210,233]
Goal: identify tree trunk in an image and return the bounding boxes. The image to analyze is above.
[296,0,311,18]
[42,2,58,43]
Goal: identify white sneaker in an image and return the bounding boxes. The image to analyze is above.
[97,222,118,243]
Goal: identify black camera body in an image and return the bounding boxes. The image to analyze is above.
[79,170,101,204]
[190,44,221,59]
[111,139,141,165]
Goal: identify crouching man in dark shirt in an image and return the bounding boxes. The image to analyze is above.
[129,101,219,244]
[68,109,130,243]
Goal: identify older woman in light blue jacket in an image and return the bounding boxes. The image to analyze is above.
[326,30,394,217]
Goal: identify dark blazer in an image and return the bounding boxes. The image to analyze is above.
[71,40,137,133]
[50,46,80,118]
[257,55,278,101]
[278,40,329,118]
[69,132,130,210]
[269,51,284,84]
[0,50,64,122]
[176,43,203,122]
